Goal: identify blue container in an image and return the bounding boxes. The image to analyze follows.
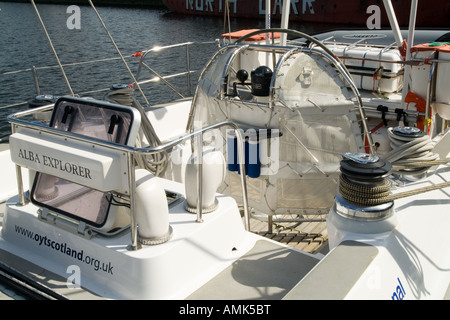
[227,129,261,178]
[246,135,260,178]
[227,130,238,172]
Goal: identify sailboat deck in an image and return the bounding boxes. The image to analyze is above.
[249,214,329,254]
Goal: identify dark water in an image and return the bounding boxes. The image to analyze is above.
[0,2,333,138]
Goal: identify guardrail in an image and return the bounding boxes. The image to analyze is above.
[1,40,219,112]
[8,104,250,250]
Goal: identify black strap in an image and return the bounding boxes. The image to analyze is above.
[377,105,389,126]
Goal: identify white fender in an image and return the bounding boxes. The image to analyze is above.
[184,148,226,213]
[135,169,172,245]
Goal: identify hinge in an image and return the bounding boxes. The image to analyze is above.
[37,208,95,239]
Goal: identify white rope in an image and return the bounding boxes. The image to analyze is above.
[381,127,440,175]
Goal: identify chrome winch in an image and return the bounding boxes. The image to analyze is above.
[334,152,394,221]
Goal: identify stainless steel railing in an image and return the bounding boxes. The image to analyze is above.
[8,104,250,250]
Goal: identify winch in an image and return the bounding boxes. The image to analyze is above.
[28,94,58,121]
[335,152,394,221]
[327,152,399,248]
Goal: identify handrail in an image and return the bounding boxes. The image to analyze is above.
[233,28,375,154]
[188,36,375,154]
[8,104,250,250]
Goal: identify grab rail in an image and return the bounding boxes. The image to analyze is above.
[8,104,250,250]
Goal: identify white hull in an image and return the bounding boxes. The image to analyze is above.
[1,178,256,299]
[327,166,450,300]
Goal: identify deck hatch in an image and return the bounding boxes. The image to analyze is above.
[28,97,140,230]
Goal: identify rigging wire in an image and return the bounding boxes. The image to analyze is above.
[88,0,169,175]
[104,86,168,176]
[88,0,149,106]
[30,0,74,96]
[223,0,231,42]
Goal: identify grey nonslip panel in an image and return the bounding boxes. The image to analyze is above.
[188,240,320,300]
[283,241,378,300]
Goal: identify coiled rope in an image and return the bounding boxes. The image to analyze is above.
[381,127,443,175]
[339,173,450,207]
[339,174,392,206]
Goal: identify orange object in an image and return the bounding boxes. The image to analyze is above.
[132,52,143,57]
[221,29,281,41]
[404,91,430,133]
[399,39,408,58]
[364,120,386,154]
[411,43,450,53]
